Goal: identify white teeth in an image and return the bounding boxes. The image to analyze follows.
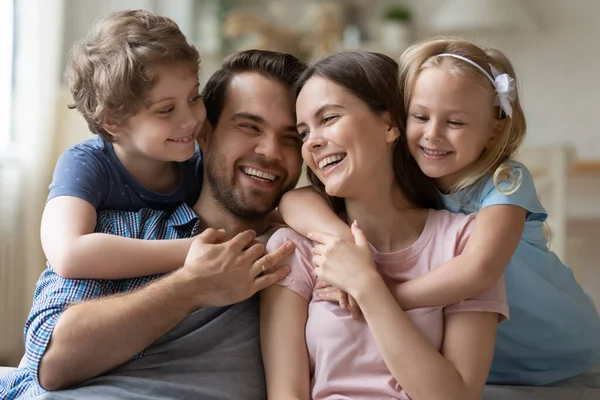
[242,167,276,182]
[169,135,193,142]
[422,148,450,156]
[318,154,345,169]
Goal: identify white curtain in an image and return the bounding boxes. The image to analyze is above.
[12,0,66,326]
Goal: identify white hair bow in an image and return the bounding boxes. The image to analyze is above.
[438,54,517,118]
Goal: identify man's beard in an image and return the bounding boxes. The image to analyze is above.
[205,151,287,220]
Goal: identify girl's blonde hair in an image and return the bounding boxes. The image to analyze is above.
[399,37,527,194]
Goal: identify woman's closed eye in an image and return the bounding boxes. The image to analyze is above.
[298,129,310,141]
[322,114,339,125]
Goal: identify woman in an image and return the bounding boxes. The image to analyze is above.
[260,51,509,400]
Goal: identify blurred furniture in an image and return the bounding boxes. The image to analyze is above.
[516,145,576,263]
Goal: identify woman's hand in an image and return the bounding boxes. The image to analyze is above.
[309,221,382,299]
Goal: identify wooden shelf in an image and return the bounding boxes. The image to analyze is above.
[572,162,600,175]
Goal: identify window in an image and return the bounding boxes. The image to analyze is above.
[0,0,14,151]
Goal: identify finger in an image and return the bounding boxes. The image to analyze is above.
[194,228,222,245]
[314,287,339,302]
[306,231,337,245]
[315,279,329,290]
[251,240,295,277]
[312,244,325,256]
[312,255,323,270]
[351,220,368,247]
[228,230,258,251]
[244,242,267,265]
[253,265,291,291]
[338,290,349,310]
[348,295,362,319]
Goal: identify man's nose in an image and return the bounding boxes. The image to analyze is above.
[256,134,283,161]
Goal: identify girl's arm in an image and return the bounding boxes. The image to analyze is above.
[353,274,499,400]
[41,196,192,279]
[395,205,525,309]
[279,187,353,241]
[260,285,311,400]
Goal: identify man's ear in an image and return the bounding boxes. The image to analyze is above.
[382,112,400,143]
[196,121,213,151]
[102,118,125,139]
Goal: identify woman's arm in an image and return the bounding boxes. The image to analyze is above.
[260,285,311,400]
[353,275,498,400]
[395,205,525,309]
[279,187,353,241]
[41,196,192,279]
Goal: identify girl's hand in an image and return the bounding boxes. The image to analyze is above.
[309,221,382,298]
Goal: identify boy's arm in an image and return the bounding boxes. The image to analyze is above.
[279,187,353,241]
[41,196,192,279]
[395,205,526,310]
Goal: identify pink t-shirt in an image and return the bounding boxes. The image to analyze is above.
[266,209,509,400]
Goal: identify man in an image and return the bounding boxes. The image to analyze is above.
[0,49,306,399]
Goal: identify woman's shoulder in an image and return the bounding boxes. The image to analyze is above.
[266,227,314,253]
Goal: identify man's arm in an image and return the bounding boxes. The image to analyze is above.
[38,271,196,390]
[37,229,294,391]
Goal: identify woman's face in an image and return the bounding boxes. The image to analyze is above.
[296,76,399,198]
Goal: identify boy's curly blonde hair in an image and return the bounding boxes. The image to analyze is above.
[64,9,200,141]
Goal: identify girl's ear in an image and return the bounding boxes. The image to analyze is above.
[382,111,401,143]
[487,118,506,149]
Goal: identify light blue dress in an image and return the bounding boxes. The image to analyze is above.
[442,161,600,386]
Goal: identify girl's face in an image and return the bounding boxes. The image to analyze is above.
[296,76,399,199]
[406,67,499,191]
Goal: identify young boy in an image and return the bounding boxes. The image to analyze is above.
[43,9,205,279]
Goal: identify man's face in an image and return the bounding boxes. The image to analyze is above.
[199,72,302,219]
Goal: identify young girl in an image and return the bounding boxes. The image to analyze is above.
[278,38,600,386]
[43,10,205,280]
[262,50,509,400]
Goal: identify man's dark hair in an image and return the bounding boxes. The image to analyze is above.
[201,49,307,127]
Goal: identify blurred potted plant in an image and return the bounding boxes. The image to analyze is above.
[380,5,412,51]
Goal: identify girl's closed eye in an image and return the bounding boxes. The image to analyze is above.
[412,114,428,122]
[188,94,201,103]
[448,120,465,127]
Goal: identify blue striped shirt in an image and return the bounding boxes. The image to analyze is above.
[0,204,200,399]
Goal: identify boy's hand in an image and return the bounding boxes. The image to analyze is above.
[314,279,362,319]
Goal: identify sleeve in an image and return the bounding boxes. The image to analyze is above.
[266,228,317,302]
[47,143,109,209]
[444,216,510,322]
[23,268,109,382]
[479,162,547,222]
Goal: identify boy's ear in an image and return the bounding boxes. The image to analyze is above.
[196,121,213,151]
[382,112,400,143]
[102,118,125,138]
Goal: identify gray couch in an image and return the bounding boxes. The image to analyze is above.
[2,366,599,400]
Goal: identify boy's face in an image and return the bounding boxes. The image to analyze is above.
[199,72,303,218]
[110,62,206,163]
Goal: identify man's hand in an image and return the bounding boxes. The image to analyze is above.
[178,228,295,308]
[314,279,362,319]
